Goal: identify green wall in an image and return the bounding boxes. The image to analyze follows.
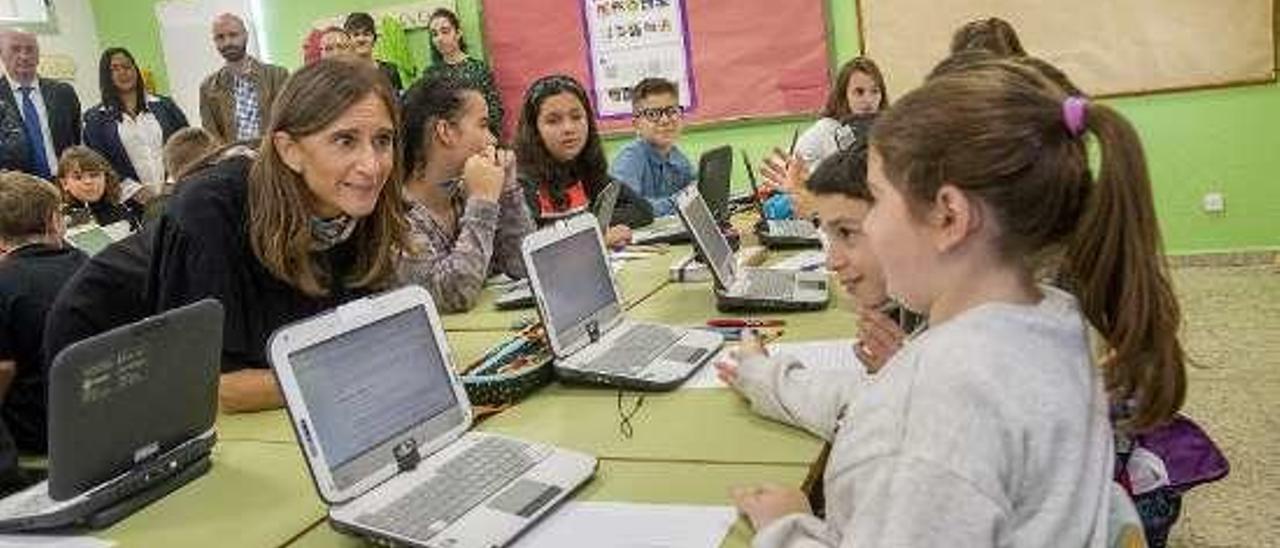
[91,0,1280,255]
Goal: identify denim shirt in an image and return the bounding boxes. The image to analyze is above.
[609,138,695,216]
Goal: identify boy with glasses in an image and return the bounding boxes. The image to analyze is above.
[609,78,694,216]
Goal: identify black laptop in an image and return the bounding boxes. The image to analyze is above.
[631,145,733,244]
[0,300,222,531]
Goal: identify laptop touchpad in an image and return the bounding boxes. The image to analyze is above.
[488,479,563,518]
[662,346,706,364]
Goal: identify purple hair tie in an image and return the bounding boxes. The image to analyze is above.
[1062,96,1088,137]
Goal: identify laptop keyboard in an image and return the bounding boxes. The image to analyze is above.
[767,220,818,239]
[585,324,681,374]
[356,437,546,540]
[744,270,797,299]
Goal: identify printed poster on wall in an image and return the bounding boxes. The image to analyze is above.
[582,0,695,118]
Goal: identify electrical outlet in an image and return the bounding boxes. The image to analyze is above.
[1202,192,1225,214]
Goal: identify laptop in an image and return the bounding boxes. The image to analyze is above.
[64,220,132,256]
[495,181,623,311]
[0,300,222,531]
[269,286,595,548]
[522,213,723,390]
[742,151,823,248]
[675,185,830,312]
[632,145,733,245]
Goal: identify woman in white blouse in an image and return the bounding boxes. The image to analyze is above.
[83,47,188,203]
[793,57,888,170]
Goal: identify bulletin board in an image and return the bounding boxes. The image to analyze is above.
[482,0,831,138]
[858,0,1276,98]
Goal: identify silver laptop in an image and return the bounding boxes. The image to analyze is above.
[269,286,595,548]
[495,181,622,311]
[522,213,723,390]
[0,300,221,531]
[742,151,822,248]
[675,185,830,312]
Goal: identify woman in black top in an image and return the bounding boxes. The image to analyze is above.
[147,60,409,413]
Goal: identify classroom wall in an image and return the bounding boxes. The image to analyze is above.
[89,0,1280,255]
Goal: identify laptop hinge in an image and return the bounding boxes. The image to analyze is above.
[393,438,421,472]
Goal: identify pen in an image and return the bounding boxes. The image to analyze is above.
[706,318,786,328]
[788,128,799,156]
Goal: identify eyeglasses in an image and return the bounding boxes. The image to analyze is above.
[634,105,682,121]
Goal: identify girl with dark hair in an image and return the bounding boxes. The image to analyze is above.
[397,75,534,312]
[56,145,144,230]
[423,8,504,137]
[728,57,1186,546]
[82,47,188,202]
[514,74,652,247]
[793,57,888,169]
[148,59,409,413]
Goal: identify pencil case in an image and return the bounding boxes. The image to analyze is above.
[460,324,555,406]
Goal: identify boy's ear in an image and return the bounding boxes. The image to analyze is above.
[930,184,983,253]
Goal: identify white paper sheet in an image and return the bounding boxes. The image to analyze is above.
[682,339,862,389]
[513,501,737,548]
[0,535,114,548]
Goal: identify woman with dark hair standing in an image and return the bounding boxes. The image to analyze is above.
[82,47,188,201]
[397,74,533,312]
[423,8,504,137]
[148,59,409,413]
[515,74,652,248]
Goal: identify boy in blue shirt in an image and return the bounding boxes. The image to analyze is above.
[609,77,695,216]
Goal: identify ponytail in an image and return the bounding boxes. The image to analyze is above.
[1066,104,1186,431]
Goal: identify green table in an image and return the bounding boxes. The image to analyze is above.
[477,385,823,465]
[98,441,322,547]
[284,460,812,548]
[627,277,859,342]
[440,246,686,332]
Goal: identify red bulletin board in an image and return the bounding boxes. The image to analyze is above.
[482,0,831,138]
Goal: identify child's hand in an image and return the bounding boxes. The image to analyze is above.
[713,359,739,387]
[462,146,506,203]
[731,483,812,531]
[605,225,632,248]
[855,306,907,373]
[760,149,808,195]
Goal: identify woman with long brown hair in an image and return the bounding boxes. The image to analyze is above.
[148,59,409,413]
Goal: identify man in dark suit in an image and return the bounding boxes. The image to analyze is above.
[0,29,81,179]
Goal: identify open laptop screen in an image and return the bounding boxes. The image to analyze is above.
[679,189,736,287]
[290,307,460,488]
[531,227,618,338]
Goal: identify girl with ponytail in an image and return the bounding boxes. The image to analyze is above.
[730,56,1186,547]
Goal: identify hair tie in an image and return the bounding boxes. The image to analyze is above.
[1062,96,1088,137]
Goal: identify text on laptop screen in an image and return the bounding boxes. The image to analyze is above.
[681,192,735,284]
[532,227,617,336]
[290,308,457,472]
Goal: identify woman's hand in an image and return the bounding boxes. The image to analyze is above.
[716,328,767,391]
[731,483,812,532]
